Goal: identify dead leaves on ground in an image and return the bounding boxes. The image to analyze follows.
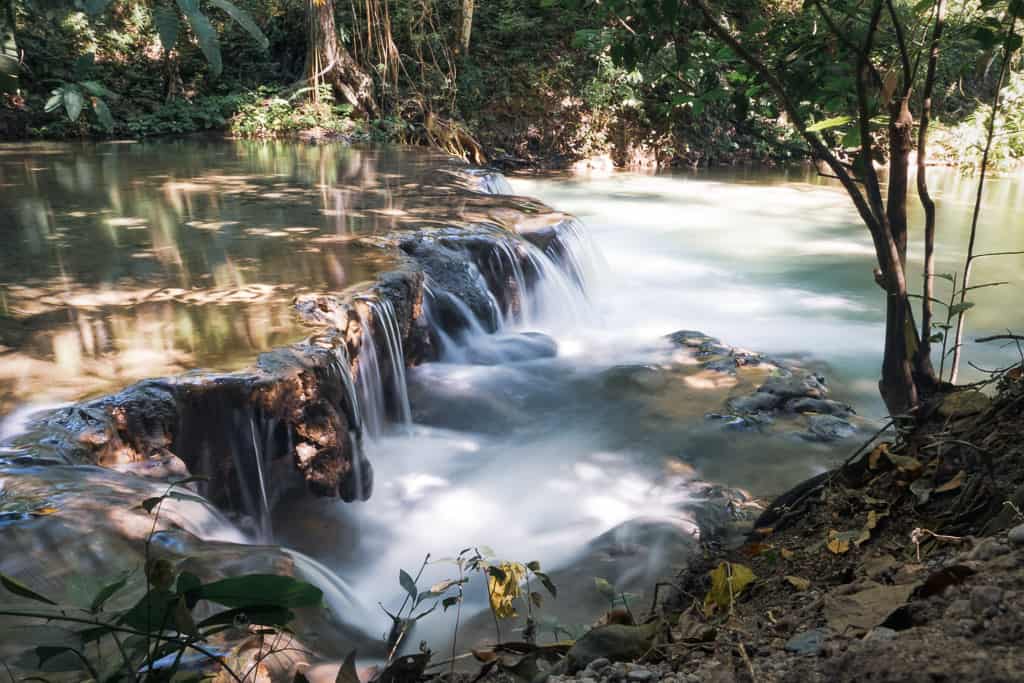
[703,562,756,617]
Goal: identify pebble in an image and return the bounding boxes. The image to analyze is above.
[967,538,1010,561]
[1008,523,1024,546]
[969,585,1004,613]
[585,658,611,673]
[864,626,897,641]
[627,671,655,681]
[784,628,828,656]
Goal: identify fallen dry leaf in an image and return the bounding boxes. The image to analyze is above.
[827,529,860,555]
[703,562,756,616]
[785,575,811,591]
[935,470,966,494]
[824,582,916,635]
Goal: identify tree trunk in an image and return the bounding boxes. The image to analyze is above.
[305,0,376,115]
[0,0,18,94]
[459,0,474,55]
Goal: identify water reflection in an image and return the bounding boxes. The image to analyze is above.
[0,140,555,413]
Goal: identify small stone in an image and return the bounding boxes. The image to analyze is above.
[944,598,972,620]
[1008,524,1024,546]
[937,390,990,418]
[784,628,828,656]
[802,414,856,441]
[969,585,1004,613]
[628,670,655,681]
[864,626,897,641]
[968,538,1010,561]
[585,658,611,673]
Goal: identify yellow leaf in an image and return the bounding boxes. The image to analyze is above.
[703,562,755,617]
[785,576,810,591]
[855,509,889,547]
[827,529,859,555]
[487,562,526,619]
[780,548,795,560]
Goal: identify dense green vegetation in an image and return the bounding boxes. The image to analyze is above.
[2,0,1022,169]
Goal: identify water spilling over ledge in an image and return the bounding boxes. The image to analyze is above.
[2,149,592,516]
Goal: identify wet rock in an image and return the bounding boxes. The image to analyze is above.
[705,413,771,432]
[864,626,897,642]
[565,624,656,672]
[758,372,828,400]
[968,538,1010,561]
[666,330,719,348]
[728,392,783,413]
[801,414,857,442]
[785,397,855,417]
[1008,524,1024,546]
[938,390,991,418]
[784,628,829,655]
[603,364,669,393]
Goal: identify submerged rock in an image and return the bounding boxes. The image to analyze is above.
[802,414,858,442]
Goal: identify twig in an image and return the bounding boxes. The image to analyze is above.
[910,527,964,561]
[976,334,1024,343]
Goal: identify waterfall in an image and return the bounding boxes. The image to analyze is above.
[354,297,413,438]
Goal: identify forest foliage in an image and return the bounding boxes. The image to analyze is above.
[1,0,1022,167]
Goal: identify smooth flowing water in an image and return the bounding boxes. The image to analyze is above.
[2,143,1023,667]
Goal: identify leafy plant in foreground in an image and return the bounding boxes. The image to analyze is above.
[0,477,324,681]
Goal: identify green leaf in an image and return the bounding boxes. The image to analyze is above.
[120,588,177,633]
[949,301,975,316]
[1006,33,1022,53]
[841,127,861,149]
[80,80,115,99]
[197,575,323,609]
[92,98,114,130]
[35,645,76,666]
[176,0,222,76]
[1,573,58,605]
[936,273,956,283]
[44,92,63,113]
[399,569,417,601]
[973,26,998,49]
[1010,0,1024,18]
[928,332,944,343]
[529,591,543,608]
[442,596,459,611]
[64,88,84,122]
[195,604,294,628]
[90,572,130,612]
[594,577,616,598]
[177,571,202,608]
[153,5,180,52]
[807,115,853,132]
[207,0,269,50]
[534,571,557,599]
[526,561,541,572]
[141,490,207,513]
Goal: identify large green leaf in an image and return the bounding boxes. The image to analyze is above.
[80,80,116,99]
[120,588,178,633]
[1,573,58,605]
[63,87,84,122]
[92,99,114,130]
[197,575,323,609]
[83,0,113,15]
[44,91,63,113]
[807,115,853,132]
[153,5,180,53]
[208,0,269,50]
[176,0,222,76]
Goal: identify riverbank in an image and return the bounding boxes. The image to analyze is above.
[496,369,1024,683]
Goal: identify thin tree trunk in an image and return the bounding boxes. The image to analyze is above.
[949,16,1016,383]
[689,0,923,418]
[0,0,18,93]
[915,0,944,382]
[459,0,475,55]
[304,0,377,114]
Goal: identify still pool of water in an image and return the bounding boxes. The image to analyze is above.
[2,143,1023,667]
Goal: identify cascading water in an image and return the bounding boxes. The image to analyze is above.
[354,297,413,437]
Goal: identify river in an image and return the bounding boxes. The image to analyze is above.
[1,141,1022,671]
